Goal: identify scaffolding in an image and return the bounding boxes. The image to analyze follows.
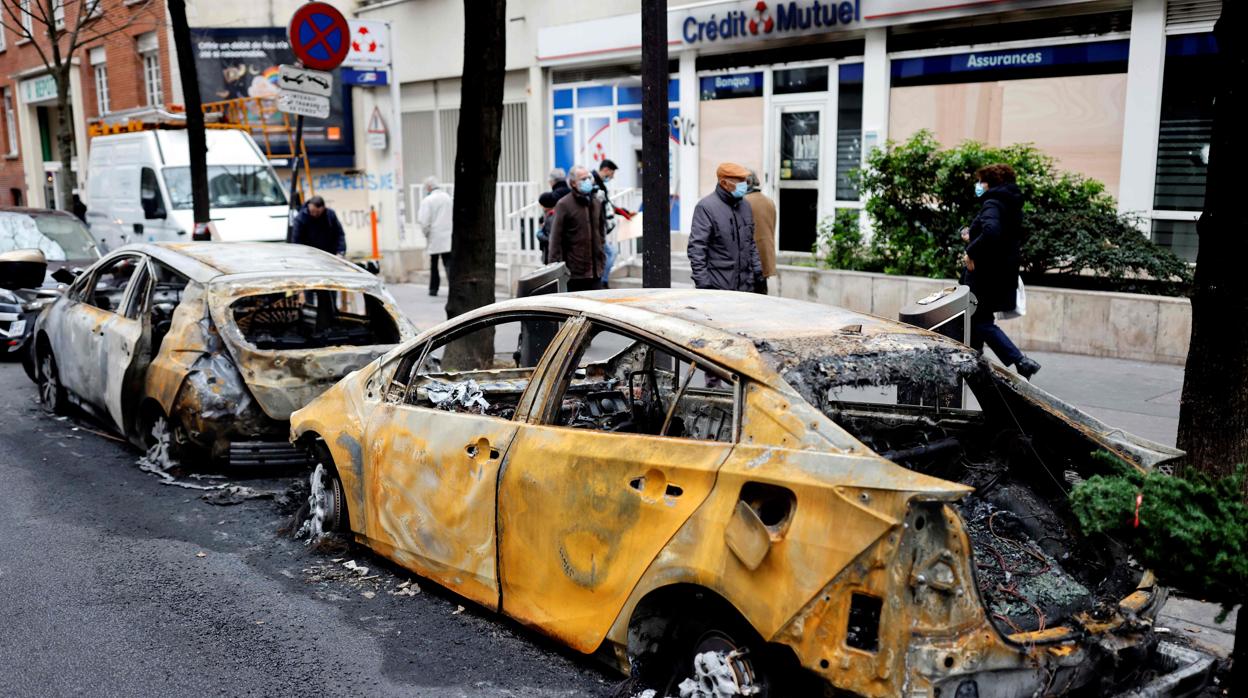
[201,96,313,202]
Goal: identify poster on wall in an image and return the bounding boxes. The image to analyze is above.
[780,112,820,181]
[190,27,353,166]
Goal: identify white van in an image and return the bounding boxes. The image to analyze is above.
[85,129,290,251]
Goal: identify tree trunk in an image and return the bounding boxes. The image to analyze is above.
[443,0,505,366]
[168,0,209,227]
[1176,2,1248,480]
[54,66,77,211]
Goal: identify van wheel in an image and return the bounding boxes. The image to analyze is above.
[656,616,772,698]
[38,348,68,415]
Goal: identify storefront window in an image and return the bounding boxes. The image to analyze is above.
[774,66,828,95]
[836,63,863,201]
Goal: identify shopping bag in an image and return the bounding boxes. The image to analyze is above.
[996,277,1026,321]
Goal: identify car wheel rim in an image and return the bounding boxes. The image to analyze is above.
[39,354,58,408]
[302,463,338,540]
[677,631,762,698]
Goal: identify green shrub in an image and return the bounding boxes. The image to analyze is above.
[813,211,876,272]
[850,131,1193,294]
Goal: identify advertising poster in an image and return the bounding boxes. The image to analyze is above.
[190,27,353,166]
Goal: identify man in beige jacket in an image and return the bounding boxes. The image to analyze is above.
[744,171,776,294]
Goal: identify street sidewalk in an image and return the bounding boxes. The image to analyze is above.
[387,283,1236,657]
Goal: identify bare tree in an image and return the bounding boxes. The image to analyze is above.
[1177,1,1248,480]
[0,0,161,210]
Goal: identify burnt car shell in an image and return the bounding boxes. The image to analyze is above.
[288,290,1193,697]
[32,242,414,466]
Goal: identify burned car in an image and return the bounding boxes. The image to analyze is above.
[290,289,1195,697]
[31,242,414,466]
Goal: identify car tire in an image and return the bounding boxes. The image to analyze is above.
[304,445,348,537]
[37,347,68,416]
[652,611,774,698]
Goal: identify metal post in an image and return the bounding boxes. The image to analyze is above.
[286,114,304,242]
[641,0,671,288]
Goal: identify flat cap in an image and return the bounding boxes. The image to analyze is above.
[716,162,750,180]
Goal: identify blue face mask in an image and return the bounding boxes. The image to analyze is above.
[578,178,595,195]
[974,182,987,198]
[732,181,749,199]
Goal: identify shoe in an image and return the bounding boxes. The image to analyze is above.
[1015,356,1041,380]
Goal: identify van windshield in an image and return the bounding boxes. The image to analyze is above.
[163,165,287,210]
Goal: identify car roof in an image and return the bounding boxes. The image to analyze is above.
[479,289,955,383]
[112,242,371,283]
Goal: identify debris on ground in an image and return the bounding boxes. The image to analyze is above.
[452,605,465,615]
[201,485,276,506]
[343,560,369,576]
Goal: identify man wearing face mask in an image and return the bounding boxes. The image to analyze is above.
[549,165,606,291]
[963,163,1041,379]
[688,162,764,292]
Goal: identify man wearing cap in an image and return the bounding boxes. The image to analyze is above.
[688,163,764,292]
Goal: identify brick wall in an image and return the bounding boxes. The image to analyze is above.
[0,0,169,207]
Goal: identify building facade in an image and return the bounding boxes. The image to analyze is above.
[357,0,1220,262]
[0,0,175,210]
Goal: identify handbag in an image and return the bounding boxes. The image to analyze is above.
[996,277,1026,321]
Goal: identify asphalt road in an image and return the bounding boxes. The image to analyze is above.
[0,361,616,697]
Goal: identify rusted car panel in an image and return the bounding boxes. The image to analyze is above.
[32,242,413,465]
[290,290,1187,696]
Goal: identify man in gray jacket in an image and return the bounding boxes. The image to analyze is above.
[688,162,763,292]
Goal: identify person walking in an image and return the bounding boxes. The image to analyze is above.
[743,171,776,294]
[536,168,570,264]
[963,163,1041,378]
[549,166,605,291]
[417,176,453,296]
[290,195,346,256]
[688,162,763,292]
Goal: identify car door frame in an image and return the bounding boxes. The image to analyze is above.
[495,315,744,652]
[360,310,581,611]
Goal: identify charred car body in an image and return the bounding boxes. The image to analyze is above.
[31,242,414,466]
[290,290,1197,697]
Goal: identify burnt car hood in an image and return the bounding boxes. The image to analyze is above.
[206,272,415,421]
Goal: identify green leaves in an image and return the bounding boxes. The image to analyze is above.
[830,131,1193,294]
[1070,454,1248,607]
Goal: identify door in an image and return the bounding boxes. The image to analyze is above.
[773,103,826,253]
[497,322,738,652]
[361,313,571,610]
[53,254,146,428]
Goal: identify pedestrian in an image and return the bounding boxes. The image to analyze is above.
[743,171,776,294]
[963,163,1041,378]
[536,168,569,264]
[417,176,453,296]
[688,162,763,292]
[290,195,346,257]
[548,165,605,291]
[591,159,631,288]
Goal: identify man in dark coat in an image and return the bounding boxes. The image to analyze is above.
[964,164,1041,378]
[548,166,605,291]
[688,162,763,292]
[290,195,346,256]
[536,168,571,264]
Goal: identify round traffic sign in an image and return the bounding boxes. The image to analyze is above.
[288,2,350,71]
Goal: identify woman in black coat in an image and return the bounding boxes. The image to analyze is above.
[963,164,1041,379]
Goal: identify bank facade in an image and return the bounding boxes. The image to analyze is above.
[362,0,1219,262]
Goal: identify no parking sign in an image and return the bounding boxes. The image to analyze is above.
[288,2,350,71]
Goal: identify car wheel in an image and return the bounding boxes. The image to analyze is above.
[37,348,68,415]
[659,617,772,698]
[302,459,347,539]
[142,414,200,471]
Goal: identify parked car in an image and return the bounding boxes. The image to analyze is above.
[85,129,289,250]
[0,207,102,368]
[290,289,1196,697]
[30,242,415,467]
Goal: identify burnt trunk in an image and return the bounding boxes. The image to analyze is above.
[1176,2,1248,481]
[53,66,76,211]
[168,0,209,226]
[443,0,505,366]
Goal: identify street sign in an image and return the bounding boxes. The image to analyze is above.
[345,20,391,68]
[278,64,333,97]
[366,106,387,150]
[278,91,331,119]
[342,68,388,86]
[288,2,350,72]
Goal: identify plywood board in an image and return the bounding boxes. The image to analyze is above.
[698,97,765,195]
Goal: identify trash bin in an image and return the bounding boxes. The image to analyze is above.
[898,285,976,408]
[515,262,571,365]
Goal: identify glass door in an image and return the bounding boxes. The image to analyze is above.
[773,102,826,253]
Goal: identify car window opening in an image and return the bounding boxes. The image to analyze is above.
[148,261,189,357]
[231,290,400,350]
[555,327,734,443]
[87,256,141,313]
[764,337,1144,638]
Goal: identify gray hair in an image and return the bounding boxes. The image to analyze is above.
[567,165,588,187]
[548,167,567,187]
[746,171,760,188]
[424,176,440,192]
